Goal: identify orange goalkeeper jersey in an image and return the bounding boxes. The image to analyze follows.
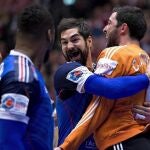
[60,44,150,150]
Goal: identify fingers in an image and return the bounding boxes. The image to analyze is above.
[144,101,150,107]
[133,105,150,113]
[133,105,150,122]
[133,107,147,116]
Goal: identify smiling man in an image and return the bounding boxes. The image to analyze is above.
[58,19,93,70]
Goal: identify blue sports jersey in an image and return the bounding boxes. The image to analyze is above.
[0,50,54,150]
[54,62,149,150]
[54,62,98,149]
[56,93,98,150]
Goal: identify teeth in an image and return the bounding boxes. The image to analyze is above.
[67,50,80,58]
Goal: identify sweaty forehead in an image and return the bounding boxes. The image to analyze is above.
[61,28,80,40]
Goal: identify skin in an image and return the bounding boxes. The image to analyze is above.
[103,12,120,47]
[103,12,140,47]
[61,28,87,62]
[133,102,150,122]
[15,29,52,69]
[60,27,93,69]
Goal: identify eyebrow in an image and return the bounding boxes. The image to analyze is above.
[61,33,80,41]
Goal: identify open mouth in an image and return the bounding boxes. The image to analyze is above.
[67,49,81,61]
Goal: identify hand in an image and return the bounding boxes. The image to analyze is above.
[133,102,150,122]
[54,147,62,150]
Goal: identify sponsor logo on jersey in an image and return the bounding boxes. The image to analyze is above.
[67,66,86,83]
[2,96,15,109]
[0,93,29,116]
[95,58,118,75]
[66,66,93,93]
[139,53,149,65]
[69,70,83,81]
[132,58,139,72]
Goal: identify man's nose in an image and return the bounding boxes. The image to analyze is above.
[67,42,74,50]
[103,26,107,34]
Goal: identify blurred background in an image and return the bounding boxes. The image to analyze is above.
[0,0,150,101]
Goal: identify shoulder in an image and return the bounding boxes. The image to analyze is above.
[99,46,124,58]
[54,62,82,82]
[56,62,82,73]
[98,45,147,62]
[0,54,37,83]
[54,62,83,98]
[54,61,82,84]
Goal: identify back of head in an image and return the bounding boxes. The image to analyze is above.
[17,4,55,42]
[113,6,147,41]
[57,18,91,43]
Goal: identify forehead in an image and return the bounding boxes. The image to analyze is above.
[109,12,117,22]
[61,28,80,39]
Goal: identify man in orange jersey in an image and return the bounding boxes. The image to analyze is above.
[55,6,150,150]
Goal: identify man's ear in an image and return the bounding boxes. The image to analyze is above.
[86,36,93,49]
[86,36,93,71]
[47,28,55,50]
[120,23,128,35]
[48,29,52,42]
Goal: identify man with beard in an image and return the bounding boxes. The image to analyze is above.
[54,16,150,150]
[0,5,55,150]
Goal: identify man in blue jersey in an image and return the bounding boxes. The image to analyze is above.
[0,5,55,150]
[54,18,150,150]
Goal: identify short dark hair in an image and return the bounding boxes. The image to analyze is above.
[57,18,91,42]
[17,4,54,40]
[113,6,147,41]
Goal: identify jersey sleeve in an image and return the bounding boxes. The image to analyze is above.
[0,59,36,149]
[54,61,149,100]
[0,57,37,122]
[54,62,93,100]
[84,74,149,99]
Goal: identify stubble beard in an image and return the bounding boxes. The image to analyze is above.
[106,29,119,47]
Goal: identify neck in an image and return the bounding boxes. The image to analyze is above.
[119,35,140,46]
[15,40,44,69]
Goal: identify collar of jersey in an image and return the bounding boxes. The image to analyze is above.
[10,50,33,65]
